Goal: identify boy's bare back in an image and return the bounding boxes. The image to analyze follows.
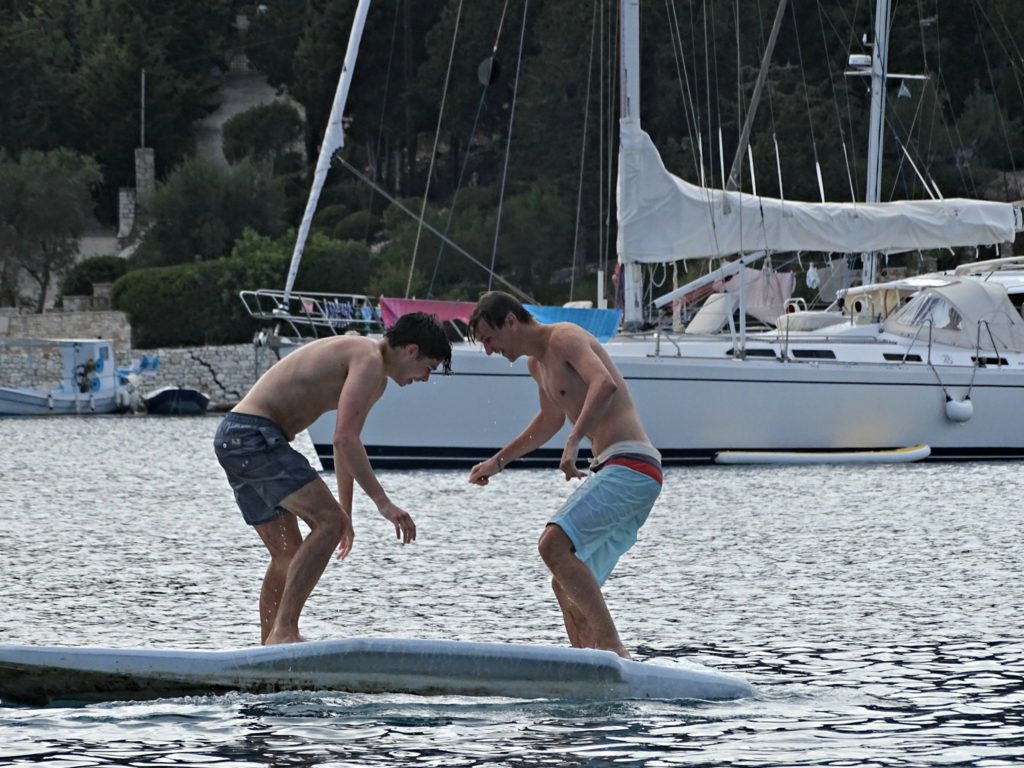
[234,336,386,440]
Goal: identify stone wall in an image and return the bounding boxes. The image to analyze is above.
[0,309,132,352]
[0,307,281,410]
[0,309,285,410]
[0,340,278,411]
[131,342,277,410]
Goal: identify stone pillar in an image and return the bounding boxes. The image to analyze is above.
[135,147,156,210]
[118,188,136,238]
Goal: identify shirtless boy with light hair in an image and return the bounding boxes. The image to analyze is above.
[215,312,452,645]
[467,291,661,659]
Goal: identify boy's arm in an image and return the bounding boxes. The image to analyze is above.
[468,358,565,485]
[335,465,355,558]
[337,467,354,516]
[555,331,617,478]
[333,355,416,544]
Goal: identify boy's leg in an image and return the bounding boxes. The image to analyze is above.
[539,525,629,659]
[551,578,587,648]
[254,511,303,644]
[257,477,344,645]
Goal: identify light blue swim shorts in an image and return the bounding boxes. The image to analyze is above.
[549,464,662,586]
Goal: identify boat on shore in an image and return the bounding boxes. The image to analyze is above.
[142,385,211,416]
[0,338,126,416]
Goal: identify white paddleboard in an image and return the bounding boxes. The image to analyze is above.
[714,443,931,465]
[0,636,753,705]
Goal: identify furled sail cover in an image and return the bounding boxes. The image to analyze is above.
[616,119,1018,264]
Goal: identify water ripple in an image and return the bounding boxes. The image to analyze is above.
[1,417,1023,765]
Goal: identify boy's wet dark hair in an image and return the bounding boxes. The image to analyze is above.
[468,291,534,341]
[385,312,453,374]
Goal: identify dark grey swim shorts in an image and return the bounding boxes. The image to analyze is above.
[214,412,321,525]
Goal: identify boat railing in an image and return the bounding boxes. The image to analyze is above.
[976,320,1007,368]
[652,330,682,358]
[240,289,384,339]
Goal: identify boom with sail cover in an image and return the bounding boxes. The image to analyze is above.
[617,120,1019,264]
[615,0,1022,325]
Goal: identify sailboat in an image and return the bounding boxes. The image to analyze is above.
[247,0,1024,467]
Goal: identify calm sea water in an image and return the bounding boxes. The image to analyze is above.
[1,415,1023,766]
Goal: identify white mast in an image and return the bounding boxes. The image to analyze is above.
[862,0,891,285]
[619,0,644,329]
[281,0,373,305]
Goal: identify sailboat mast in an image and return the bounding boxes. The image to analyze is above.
[282,0,373,305]
[862,0,891,285]
[619,0,644,330]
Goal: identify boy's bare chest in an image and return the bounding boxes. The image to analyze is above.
[535,358,581,405]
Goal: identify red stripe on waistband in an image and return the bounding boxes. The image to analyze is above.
[603,457,663,485]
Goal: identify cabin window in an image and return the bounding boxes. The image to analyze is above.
[972,356,1008,367]
[791,349,836,359]
[725,348,777,358]
[892,293,963,331]
[883,353,922,362]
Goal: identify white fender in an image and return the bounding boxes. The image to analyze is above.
[945,396,973,423]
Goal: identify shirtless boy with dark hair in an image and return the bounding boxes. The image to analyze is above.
[215,312,452,645]
[467,291,661,659]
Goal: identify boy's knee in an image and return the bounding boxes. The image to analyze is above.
[538,524,572,566]
[315,510,344,540]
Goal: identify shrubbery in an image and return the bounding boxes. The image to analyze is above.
[112,231,373,348]
[60,255,128,297]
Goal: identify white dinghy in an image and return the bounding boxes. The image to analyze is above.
[0,637,754,706]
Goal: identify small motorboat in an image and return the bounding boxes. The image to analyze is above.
[142,385,210,416]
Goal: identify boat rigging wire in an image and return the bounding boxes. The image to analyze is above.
[338,156,534,305]
[487,0,530,290]
[968,1,1020,198]
[790,0,826,202]
[569,0,599,303]
[406,0,465,298]
[814,0,858,202]
[425,94,488,299]
[665,1,705,183]
[426,0,512,298]
[706,0,722,192]
[365,0,401,242]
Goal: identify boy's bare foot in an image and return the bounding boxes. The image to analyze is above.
[264,631,307,646]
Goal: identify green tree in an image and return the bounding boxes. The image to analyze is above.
[132,157,287,267]
[223,101,305,173]
[73,1,237,219]
[0,1,83,156]
[113,228,373,346]
[244,0,307,89]
[0,149,102,312]
[1,1,237,222]
[60,254,128,298]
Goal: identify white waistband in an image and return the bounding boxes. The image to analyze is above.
[590,440,662,468]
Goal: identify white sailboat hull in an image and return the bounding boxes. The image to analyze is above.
[305,337,1024,468]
